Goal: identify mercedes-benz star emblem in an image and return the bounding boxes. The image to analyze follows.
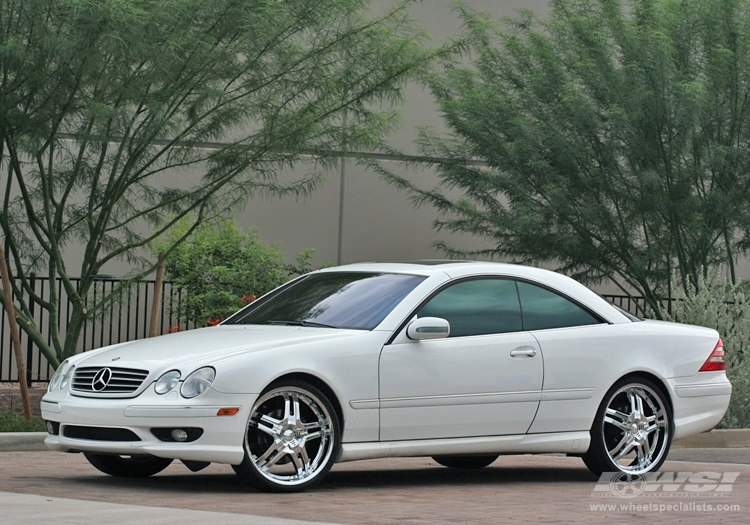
[92,368,113,391]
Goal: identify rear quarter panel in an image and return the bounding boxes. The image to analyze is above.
[528,320,721,434]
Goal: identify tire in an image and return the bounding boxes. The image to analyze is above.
[432,454,499,469]
[232,380,340,492]
[83,453,173,478]
[582,377,672,476]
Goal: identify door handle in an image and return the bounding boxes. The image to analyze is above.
[510,347,537,358]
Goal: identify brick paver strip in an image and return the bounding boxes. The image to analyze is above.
[0,451,747,524]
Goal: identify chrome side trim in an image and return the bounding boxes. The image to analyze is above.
[349,399,379,410]
[379,390,542,408]
[540,388,596,401]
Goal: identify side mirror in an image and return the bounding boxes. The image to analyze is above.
[406,317,450,341]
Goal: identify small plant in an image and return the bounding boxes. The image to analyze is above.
[155,218,317,327]
[656,272,750,429]
[0,409,47,432]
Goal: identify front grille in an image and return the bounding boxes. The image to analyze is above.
[63,425,140,442]
[72,366,149,394]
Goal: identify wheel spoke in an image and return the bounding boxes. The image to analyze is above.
[634,390,645,417]
[604,408,630,431]
[283,395,293,421]
[256,442,288,470]
[292,446,312,477]
[256,415,281,437]
[641,435,652,458]
[260,413,281,427]
[610,435,634,460]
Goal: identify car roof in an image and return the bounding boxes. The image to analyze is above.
[319,260,554,279]
[317,261,629,324]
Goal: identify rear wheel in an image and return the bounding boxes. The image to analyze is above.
[83,453,173,478]
[233,380,340,492]
[582,377,672,476]
[432,454,499,469]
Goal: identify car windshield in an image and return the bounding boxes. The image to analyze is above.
[226,272,426,330]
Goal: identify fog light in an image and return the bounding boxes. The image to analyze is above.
[46,421,59,435]
[171,429,188,442]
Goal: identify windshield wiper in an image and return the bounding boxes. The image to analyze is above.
[266,320,338,329]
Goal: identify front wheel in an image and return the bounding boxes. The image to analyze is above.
[232,380,340,492]
[83,453,173,478]
[432,454,499,469]
[582,377,672,476]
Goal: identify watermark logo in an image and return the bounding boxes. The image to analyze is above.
[592,471,740,499]
[607,473,648,498]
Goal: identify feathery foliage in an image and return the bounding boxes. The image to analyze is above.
[384,0,750,316]
[0,0,429,365]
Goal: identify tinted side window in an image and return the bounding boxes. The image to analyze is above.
[417,279,522,337]
[517,281,602,330]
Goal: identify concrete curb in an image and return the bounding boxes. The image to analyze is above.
[2,429,749,453]
[672,428,750,449]
[0,432,47,452]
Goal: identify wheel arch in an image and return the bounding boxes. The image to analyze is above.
[264,372,345,433]
[610,371,674,415]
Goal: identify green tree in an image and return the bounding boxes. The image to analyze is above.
[384,0,750,316]
[155,218,314,328]
[0,0,429,367]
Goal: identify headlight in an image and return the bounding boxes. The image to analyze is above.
[154,370,181,394]
[180,367,215,398]
[49,360,72,392]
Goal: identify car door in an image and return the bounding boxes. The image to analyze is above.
[511,280,611,434]
[378,277,544,441]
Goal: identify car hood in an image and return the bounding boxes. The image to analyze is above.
[74,325,365,370]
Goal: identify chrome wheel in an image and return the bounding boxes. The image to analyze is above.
[233,380,339,492]
[583,378,672,476]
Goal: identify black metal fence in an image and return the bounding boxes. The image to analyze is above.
[601,293,656,318]
[1,280,649,384]
[1,277,188,383]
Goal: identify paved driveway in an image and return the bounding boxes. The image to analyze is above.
[1,450,748,524]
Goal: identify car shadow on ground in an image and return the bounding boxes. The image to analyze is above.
[36,461,596,495]
[322,464,596,491]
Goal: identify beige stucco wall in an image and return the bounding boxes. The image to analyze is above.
[54,0,746,287]
[231,0,552,269]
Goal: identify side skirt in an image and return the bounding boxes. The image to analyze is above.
[337,431,591,463]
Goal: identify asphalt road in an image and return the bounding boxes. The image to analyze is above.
[1,449,748,524]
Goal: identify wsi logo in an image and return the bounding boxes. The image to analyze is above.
[592,472,740,498]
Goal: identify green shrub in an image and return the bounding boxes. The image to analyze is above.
[155,218,315,328]
[0,409,47,432]
[656,273,750,428]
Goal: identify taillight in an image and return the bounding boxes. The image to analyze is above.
[699,338,726,372]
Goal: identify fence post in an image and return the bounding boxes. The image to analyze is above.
[26,272,36,386]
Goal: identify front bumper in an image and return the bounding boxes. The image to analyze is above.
[41,387,256,465]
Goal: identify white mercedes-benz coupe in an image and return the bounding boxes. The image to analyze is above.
[41,261,732,492]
